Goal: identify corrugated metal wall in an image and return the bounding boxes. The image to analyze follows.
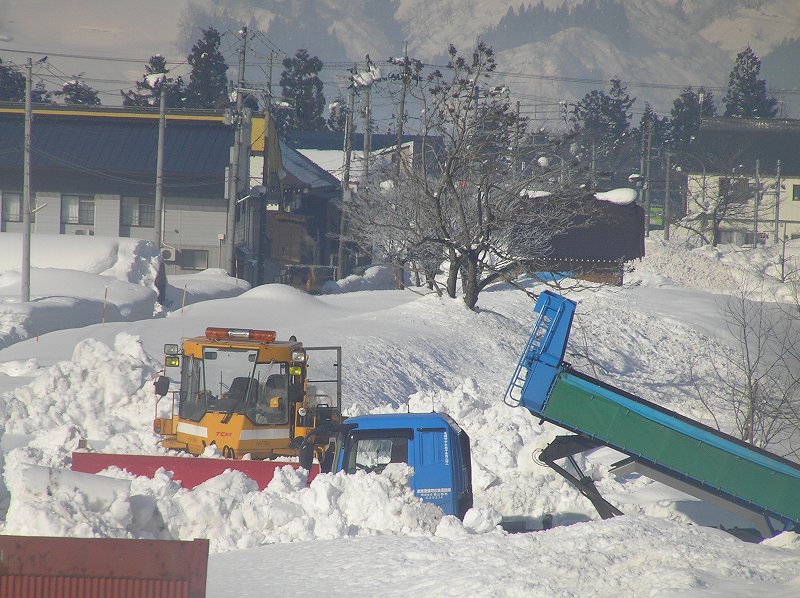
[0,535,208,598]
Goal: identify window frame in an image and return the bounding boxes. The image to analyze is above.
[180,248,209,271]
[61,194,95,225]
[120,195,155,227]
[1,192,23,223]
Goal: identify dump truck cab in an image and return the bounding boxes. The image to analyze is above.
[154,327,341,466]
[336,412,473,518]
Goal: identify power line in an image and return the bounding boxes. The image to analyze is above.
[0,46,179,65]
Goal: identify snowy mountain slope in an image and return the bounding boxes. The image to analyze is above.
[4,0,797,115]
[208,0,792,112]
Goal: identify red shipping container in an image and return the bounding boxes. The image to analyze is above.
[0,535,208,598]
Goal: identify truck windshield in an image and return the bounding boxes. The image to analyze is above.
[178,349,289,424]
[344,431,411,474]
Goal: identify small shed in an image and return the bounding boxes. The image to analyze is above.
[540,190,646,285]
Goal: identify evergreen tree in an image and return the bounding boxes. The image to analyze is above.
[638,102,671,148]
[185,27,230,109]
[0,59,51,103]
[122,55,188,108]
[723,46,779,119]
[279,49,326,132]
[0,58,25,102]
[55,76,100,105]
[572,78,635,145]
[32,81,52,104]
[670,87,716,146]
[326,94,349,132]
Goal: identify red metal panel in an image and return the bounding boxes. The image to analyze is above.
[0,536,207,597]
[1,576,191,597]
[71,451,319,489]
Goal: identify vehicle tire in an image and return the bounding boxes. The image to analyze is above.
[299,442,313,471]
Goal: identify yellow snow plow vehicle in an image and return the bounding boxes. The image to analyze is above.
[73,327,343,488]
[153,327,342,469]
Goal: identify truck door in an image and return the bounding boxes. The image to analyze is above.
[412,428,457,516]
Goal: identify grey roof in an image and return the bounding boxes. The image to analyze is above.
[279,140,341,193]
[691,117,800,177]
[0,107,342,198]
[0,108,233,196]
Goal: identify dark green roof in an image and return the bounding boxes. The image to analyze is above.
[0,108,232,196]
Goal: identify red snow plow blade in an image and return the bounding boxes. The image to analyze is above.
[71,451,319,490]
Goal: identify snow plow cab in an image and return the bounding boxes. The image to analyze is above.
[153,327,342,469]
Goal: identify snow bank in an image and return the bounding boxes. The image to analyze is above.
[165,268,250,308]
[0,233,160,285]
[320,265,401,294]
[2,458,457,552]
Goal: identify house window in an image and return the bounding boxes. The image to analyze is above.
[2,192,22,222]
[180,249,208,270]
[121,196,155,227]
[61,194,95,225]
[719,178,750,202]
[793,184,800,201]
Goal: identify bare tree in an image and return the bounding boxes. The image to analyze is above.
[677,144,764,247]
[344,43,600,310]
[694,282,800,455]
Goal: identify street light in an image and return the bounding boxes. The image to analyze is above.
[536,153,567,185]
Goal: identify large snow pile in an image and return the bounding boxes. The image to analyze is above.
[0,233,160,284]
[0,235,250,349]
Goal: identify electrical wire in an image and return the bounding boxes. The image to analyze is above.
[29,146,225,189]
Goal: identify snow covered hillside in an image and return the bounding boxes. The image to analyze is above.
[1,236,800,596]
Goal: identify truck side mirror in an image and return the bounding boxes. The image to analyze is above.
[154,375,171,397]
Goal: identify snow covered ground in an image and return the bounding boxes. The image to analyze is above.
[1,233,800,596]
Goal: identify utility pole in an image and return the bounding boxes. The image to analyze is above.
[664,150,671,241]
[754,159,760,247]
[394,44,409,183]
[226,26,247,276]
[643,121,652,237]
[514,100,521,177]
[154,80,166,250]
[267,51,275,104]
[774,159,781,245]
[337,70,356,280]
[21,57,32,303]
[362,56,372,185]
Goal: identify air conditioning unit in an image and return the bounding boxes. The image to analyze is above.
[74,229,87,236]
[160,247,178,262]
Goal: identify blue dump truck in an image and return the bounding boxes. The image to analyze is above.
[338,291,800,537]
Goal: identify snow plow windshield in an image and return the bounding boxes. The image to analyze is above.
[179,348,289,425]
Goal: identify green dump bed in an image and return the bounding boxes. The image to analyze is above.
[508,291,800,532]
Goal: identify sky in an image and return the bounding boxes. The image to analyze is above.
[0,1,186,105]
[1,231,800,595]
